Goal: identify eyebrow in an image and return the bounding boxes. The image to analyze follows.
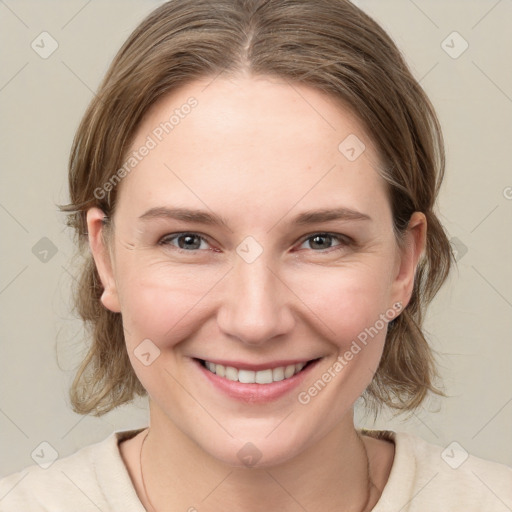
[294,208,371,224]
[138,207,230,227]
[138,206,371,227]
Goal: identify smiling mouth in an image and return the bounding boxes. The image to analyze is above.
[196,358,320,384]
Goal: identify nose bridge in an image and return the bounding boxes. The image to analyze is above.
[217,249,294,344]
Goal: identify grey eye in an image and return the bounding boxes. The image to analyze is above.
[161,233,209,251]
[301,233,341,251]
[176,234,203,250]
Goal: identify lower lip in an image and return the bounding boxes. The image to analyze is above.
[193,358,320,403]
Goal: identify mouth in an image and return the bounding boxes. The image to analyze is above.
[196,358,319,384]
[192,356,322,402]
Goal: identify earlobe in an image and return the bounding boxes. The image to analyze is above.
[100,287,121,313]
[86,207,121,313]
[392,211,427,308]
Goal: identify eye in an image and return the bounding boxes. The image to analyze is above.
[298,233,350,251]
[159,232,210,251]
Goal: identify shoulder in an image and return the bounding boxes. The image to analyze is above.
[0,429,146,512]
[362,429,512,511]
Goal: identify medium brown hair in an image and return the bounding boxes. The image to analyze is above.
[60,0,452,416]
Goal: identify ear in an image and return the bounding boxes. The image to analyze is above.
[86,207,121,313]
[391,211,427,308]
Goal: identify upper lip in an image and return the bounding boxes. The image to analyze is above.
[195,357,320,371]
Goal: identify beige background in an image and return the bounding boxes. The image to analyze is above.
[0,0,511,478]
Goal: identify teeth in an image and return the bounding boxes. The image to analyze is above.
[215,364,225,378]
[272,366,284,381]
[284,364,296,378]
[238,369,255,383]
[203,360,308,383]
[225,366,238,381]
[255,369,273,384]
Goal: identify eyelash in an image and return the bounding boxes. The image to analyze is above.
[158,232,353,254]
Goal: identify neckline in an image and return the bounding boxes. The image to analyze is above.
[112,427,402,511]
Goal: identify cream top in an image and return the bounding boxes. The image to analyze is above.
[1,428,511,511]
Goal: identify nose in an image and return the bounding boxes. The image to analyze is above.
[216,253,295,346]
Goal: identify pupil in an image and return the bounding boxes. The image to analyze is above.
[179,234,200,250]
[311,234,330,250]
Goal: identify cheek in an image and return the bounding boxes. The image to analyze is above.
[286,258,394,348]
[291,262,396,414]
[114,255,226,348]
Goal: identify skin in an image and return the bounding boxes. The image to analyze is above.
[87,75,426,511]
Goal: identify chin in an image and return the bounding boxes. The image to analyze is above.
[211,441,301,469]
[196,426,313,469]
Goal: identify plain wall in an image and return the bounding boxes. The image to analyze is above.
[1,0,511,477]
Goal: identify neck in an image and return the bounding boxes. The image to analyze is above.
[139,404,375,512]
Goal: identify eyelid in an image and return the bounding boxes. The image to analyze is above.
[158,231,353,253]
[296,232,352,248]
[159,232,213,251]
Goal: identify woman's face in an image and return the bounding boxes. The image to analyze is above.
[88,75,424,467]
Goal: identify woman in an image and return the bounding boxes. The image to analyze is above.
[1,0,510,510]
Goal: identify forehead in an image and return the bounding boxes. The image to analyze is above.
[116,76,389,226]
